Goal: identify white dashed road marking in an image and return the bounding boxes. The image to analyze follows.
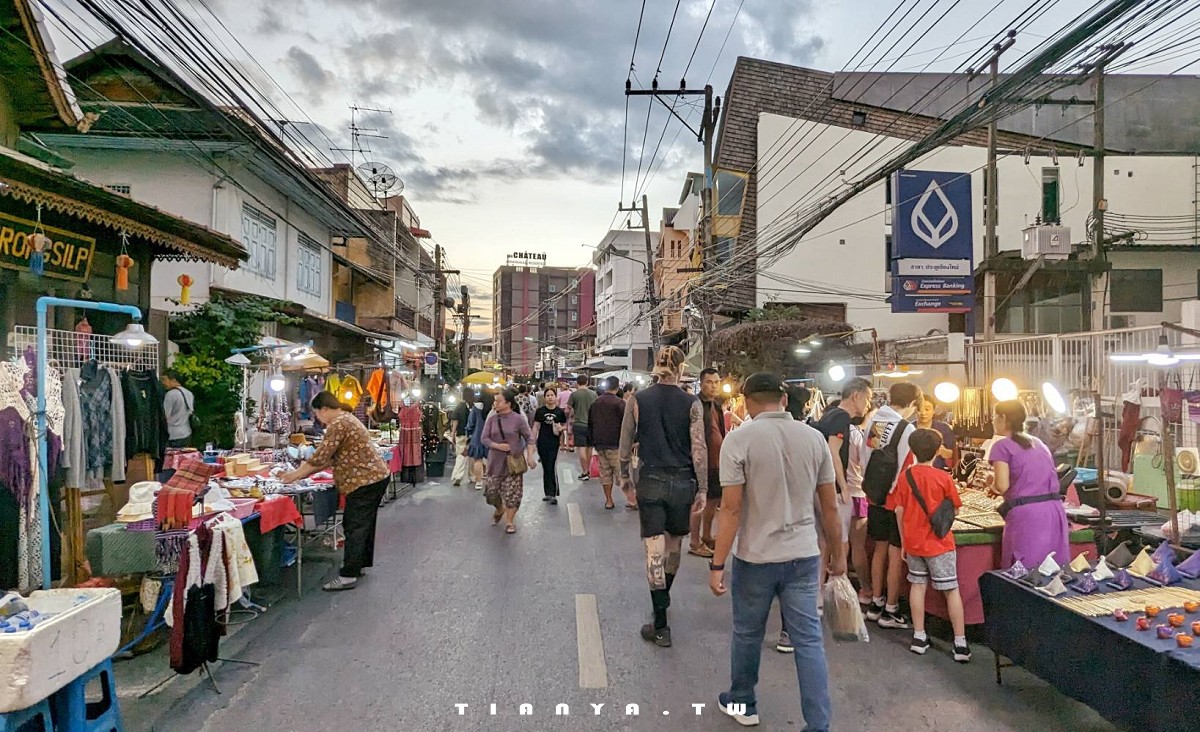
[575,593,608,688]
[567,502,585,536]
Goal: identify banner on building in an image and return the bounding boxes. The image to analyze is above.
[891,169,974,314]
[0,212,96,282]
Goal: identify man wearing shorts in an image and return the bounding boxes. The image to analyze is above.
[689,368,726,558]
[568,375,597,481]
[620,346,706,648]
[589,377,631,509]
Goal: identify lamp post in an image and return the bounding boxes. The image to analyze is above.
[36,296,158,590]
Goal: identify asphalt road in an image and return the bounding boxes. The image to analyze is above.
[119,453,1118,732]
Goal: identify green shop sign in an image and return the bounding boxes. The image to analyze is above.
[0,212,96,282]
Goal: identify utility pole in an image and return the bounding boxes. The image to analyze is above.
[618,196,662,358]
[970,31,1015,346]
[458,284,471,373]
[626,80,719,365]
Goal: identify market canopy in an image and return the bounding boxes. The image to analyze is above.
[592,370,649,386]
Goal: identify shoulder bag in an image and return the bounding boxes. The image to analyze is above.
[904,468,956,539]
[498,417,528,476]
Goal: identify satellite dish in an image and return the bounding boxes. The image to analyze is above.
[357,161,404,198]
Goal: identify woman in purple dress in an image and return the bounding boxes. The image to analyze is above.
[988,400,1069,568]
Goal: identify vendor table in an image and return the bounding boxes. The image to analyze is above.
[980,571,1200,732]
[913,526,1095,625]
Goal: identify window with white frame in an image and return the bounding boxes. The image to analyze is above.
[241,204,277,277]
[297,233,323,296]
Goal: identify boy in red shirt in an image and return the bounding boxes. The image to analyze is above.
[888,428,970,663]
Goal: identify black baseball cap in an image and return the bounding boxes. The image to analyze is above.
[742,372,785,397]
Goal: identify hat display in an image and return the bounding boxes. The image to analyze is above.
[117,481,160,522]
[166,458,219,493]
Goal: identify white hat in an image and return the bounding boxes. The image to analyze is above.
[117,481,160,522]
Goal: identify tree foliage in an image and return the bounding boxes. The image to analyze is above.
[440,348,463,385]
[168,294,299,447]
[709,319,853,378]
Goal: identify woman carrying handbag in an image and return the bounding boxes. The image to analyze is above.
[482,388,535,534]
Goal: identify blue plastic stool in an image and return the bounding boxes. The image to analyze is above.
[0,698,53,732]
[51,659,123,732]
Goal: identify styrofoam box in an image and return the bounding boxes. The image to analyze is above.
[0,588,121,712]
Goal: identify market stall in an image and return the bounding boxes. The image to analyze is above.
[981,570,1200,731]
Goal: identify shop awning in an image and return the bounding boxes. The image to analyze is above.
[0,147,247,268]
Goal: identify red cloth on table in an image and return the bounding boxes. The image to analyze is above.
[164,448,202,471]
[256,496,303,532]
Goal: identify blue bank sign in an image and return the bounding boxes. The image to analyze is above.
[890,169,974,314]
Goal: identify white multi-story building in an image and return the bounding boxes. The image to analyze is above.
[715,58,1200,341]
[593,229,656,371]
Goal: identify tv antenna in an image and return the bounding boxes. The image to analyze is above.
[357,162,403,198]
[331,104,391,166]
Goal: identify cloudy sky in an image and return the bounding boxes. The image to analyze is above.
[45,0,1149,329]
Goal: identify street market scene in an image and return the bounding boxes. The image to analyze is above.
[3,0,1200,730]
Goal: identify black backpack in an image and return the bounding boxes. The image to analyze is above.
[863,420,907,505]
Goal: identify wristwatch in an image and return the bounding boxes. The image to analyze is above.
[709,561,725,571]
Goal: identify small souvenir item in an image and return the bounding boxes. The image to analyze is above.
[1038,552,1061,577]
[1191,620,1200,635]
[1177,633,1194,648]
[1146,605,1162,617]
[1107,541,1136,569]
[1177,550,1200,579]
[1108,569,1134,590]
[1186,601,1200,613]
[1169,613,1186,627]
[178,273,193,305]
[1147,558,1184,587]
[1136,617,1151,631]
[1113,609,1129,622]
[1074,573,1099,595]
[1069,552,1092,573]
[1157,624,1175,640]
[1039,575,1068,597]
[1002,559,1029,580]
[1093,557,1115,581]
[1152,541,1176,566]
[1019,569,1043,587]
[1129,548,1156,577]
[29,232,48,276]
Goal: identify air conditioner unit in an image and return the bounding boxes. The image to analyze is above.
[1177,448,1200,476]
[1021,224,1072,261]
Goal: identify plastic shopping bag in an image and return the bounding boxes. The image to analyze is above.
[823,575,870,642]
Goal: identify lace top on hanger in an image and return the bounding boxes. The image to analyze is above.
[0,359,31,422]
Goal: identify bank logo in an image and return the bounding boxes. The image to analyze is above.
[910,179,959,250]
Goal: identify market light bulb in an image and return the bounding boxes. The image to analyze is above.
[795,347,811,356]
[722,383,732,394]
[111,322,158,348]
[268,372,286,393]
[446,395,456,405]
[827,364,846,382]
[933,382,961,404]
[1042,382,1068,415]
[991,377,1019,402]
[343,390,354,400]
[412,387,422,398]
[809,338,823,347]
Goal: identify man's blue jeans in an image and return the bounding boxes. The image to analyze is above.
[729,555,831,731]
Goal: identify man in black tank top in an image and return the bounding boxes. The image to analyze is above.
[619,347,708,648]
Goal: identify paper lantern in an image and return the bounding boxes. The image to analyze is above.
[29,233,49,276]
[115,254,133,291]
[177,273,193,304]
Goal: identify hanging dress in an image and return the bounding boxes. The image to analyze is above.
[398,403,424,467]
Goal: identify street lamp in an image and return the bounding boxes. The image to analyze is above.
[36,296,158,589]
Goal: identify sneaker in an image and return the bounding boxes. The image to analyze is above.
[542,496,552,502]
[474,483,483,491]
[640,624,672,648]
[688,544,714,558]
[580,474,590,481]
[775,631,793,653]
[877,610,911,629]
[718,692,760,727]
[453,480,461,486]
[865,601,885,622]
[549,498,558,505]
[322,576,357,592]
[909,634,930,655]
[954,642,972,663]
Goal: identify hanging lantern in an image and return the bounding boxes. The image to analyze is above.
[29,233,49,276]
[177,273,194,304]
[115,254,133,291]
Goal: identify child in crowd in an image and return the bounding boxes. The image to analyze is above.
[888,428,970,663]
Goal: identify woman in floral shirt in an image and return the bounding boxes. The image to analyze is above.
[281,392,390,591]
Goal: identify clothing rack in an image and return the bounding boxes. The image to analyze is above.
[8,325,159,372]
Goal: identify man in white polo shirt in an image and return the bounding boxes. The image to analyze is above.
[708,372,843,729]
